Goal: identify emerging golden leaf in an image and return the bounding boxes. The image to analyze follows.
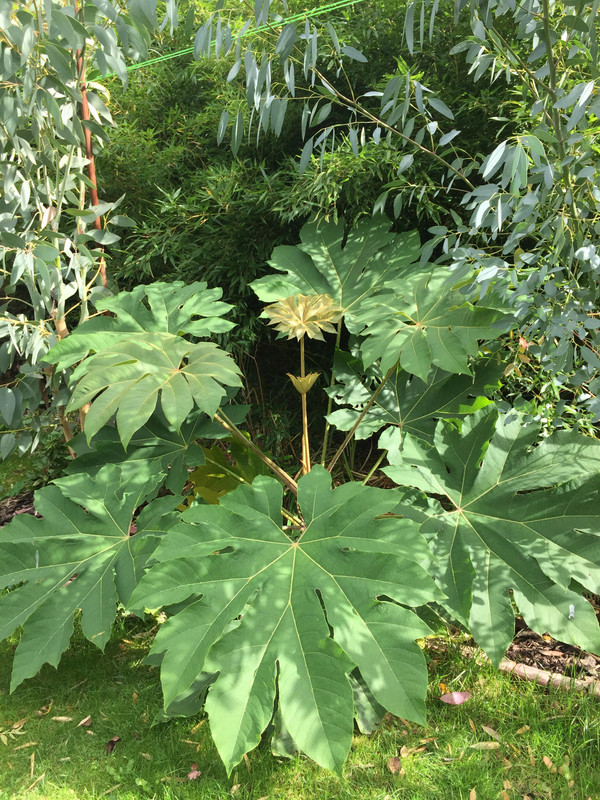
[287,372,320,395]
[262,294,343,340]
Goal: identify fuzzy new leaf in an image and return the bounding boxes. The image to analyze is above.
[263,293,342,340]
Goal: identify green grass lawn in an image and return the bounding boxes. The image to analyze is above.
[1,621,598,800]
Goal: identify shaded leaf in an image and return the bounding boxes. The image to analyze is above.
[188,437,271,505]
[385,408,600,664]
[351,271,512,378]
[66,406,248,494]
[326,350,500,449]
[130,467,441,773]
[0,464,179,690]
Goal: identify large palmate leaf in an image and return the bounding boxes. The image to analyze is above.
[385,409,600,664]
[250,215,425,318]
[0,464,179,691]
[350,271,512,379]
[46,281,235,370]
[64,334,241,447]
[326,349,500,450]
[129,467,441,773]
[66,406,249,494]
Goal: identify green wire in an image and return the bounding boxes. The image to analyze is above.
[102,0,365,76]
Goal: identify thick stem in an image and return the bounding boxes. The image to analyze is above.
[326,362,397,473]
[58,407,76,458]
[361,449,387,486]
[214,410,298,495]
[300,336,310,475]
[320,319,342,466]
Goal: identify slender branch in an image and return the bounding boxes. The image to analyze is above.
[312,68,475,190]
[320,319,343,466]
[214,410,298,495]
[327,361,397,473]
[58,407,76,458]
[299,337,311,475]
[540,0,579,233]
[361,449,387,486]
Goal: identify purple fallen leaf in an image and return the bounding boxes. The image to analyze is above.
[187,763,202,780]
[440,691,472,705]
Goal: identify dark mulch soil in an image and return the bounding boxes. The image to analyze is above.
[0,491,35,526]
[508,626,600,681]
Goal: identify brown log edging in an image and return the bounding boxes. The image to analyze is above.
[459,644,600,697]
[498,657,600,697]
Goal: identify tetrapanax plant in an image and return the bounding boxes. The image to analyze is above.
[2,223,600,781]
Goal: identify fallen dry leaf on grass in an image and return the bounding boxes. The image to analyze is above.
[516,725,530,735]
[440,691,472,705]
[77,716,92,727]
[469,742,500,750]
[543,756,557,773]
[187,763,202,780]
[481,725,501,741]
[51,716,73,723]
[105,736,121,755]
[13,741,37,751]
[386,756,405,775]
[400,745,426,758]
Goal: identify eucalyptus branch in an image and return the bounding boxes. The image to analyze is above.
[540,0,579,233]
[214,409,298,495]
[312,68,475,190]
[327,361,397,473]
[487,27,551,99]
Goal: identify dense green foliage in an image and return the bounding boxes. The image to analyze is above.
[1,0,600,780]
